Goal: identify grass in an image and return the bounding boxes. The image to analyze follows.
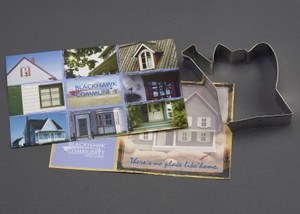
[68,93,122,108]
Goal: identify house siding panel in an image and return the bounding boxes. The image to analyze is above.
[21,83,65,114]
[185,95,217,131]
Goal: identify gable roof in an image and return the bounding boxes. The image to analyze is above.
[119,38,178,72]
[132,43,163,57]
[28,118,62,130]
[7,57,57,80]
[185,92,219,115]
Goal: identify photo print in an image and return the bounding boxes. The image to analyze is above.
[6,38,187,148]
[49,80,234,179]
[64,45,118,78]
[118,81,234,178]
[10,111,69,148]
[6,51,65,116]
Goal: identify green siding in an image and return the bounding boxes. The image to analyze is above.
[8,86,23,116]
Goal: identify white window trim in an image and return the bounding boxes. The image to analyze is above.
[138,49,155,70]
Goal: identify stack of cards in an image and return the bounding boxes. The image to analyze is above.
[6,38,233,179]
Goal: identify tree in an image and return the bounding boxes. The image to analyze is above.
[171,99,188,127]
[64,46,104,78]
[127,104,144,131]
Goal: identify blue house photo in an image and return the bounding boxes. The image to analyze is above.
[11,114,69,148]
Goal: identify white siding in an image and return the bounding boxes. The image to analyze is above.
[7,58,56,86]
[41,118,58,131]
[21,83,65,114]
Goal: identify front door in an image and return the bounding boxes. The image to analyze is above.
[97,112,116,135]
[148,103,164,122]
[75,114,91,138]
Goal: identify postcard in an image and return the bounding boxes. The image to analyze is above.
[49,81,234,179]
[6,38,188,148]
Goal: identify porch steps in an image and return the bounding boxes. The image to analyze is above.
[133,120,172,131]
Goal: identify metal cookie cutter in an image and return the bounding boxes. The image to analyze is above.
[181,43,293,131]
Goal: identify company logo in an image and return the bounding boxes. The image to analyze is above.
[69,82,119,97]
[63,142,105,158]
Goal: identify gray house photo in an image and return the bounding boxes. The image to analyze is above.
[131,82,228,152]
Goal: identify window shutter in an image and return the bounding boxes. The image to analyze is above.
[170,82,176,97]
[188,116,192,127]
[20,68,23,77]
[143,78,153,100]
[197,117,201,127]
[178,131,183,141]
[28,67,31,76]
[206,118,211,128]
[206,133,211,142]
[187,132,192,142]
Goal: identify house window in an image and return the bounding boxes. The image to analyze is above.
[182,132,188,141]
[178,131,191,142]
[138,50,155,70]
[196,132,211,143]
[147,81,173,99]
[39,133,49,140]
[55,133,63,138]
[197,117,211,128]
[39,84,64,108]
[20,66,31,77]
[139,132,153,141]
[97,112,116,135]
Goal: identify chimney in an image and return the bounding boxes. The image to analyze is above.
[24,117,32,146]
[30,57,35,64]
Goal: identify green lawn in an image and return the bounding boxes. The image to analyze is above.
[68,93,122,108]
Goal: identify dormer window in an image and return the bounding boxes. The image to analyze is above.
[20,66,31,77]
[138,50,155,70]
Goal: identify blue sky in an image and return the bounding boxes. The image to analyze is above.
[6,50,64,80]
[10,112,69,143]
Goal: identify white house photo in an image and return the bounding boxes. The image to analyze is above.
[6,57,58,86]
